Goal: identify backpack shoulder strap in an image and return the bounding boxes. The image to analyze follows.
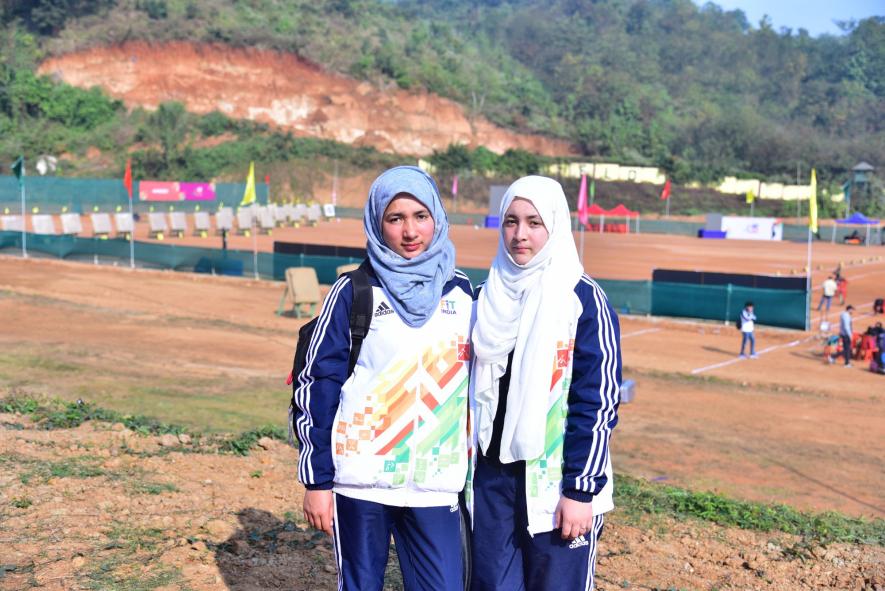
[345,260,373,375]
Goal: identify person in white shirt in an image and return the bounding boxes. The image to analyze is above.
[739,302,757,359]
[816,275,838,318]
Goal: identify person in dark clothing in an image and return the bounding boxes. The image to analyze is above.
[838,305,855,367]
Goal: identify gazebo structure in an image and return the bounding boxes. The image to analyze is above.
[606,203,641,233]
[832,211,881,246]
[582,203,607,232]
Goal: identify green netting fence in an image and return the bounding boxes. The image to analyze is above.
[651,281,807,329]
[594,279,652,316]
[1,232,807,328]
[0,175,268,214]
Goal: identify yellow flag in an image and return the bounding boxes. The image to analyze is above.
[746,189,755,204]
[809,168,818,233]
[240,161,256,207]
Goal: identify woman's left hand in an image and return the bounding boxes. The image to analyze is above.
[554,496,594,540]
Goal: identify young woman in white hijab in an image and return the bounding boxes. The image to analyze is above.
[469,176,621,591]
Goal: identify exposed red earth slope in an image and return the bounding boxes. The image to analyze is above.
[38,41,575,157]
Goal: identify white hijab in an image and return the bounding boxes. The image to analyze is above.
[472,176,584,463]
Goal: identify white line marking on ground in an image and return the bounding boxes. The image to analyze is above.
[691,338,810,375]
[621,328,663,339]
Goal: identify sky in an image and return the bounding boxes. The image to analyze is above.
[696,0,882,36]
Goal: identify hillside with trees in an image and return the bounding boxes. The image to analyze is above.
[1,0,882,211]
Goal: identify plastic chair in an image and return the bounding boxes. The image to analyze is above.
[277,267,321,318]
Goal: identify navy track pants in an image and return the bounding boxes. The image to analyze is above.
[332,493,463,591]
[469,453,604,591]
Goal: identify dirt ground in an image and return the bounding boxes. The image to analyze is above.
[1,225,884,590]
[1,416,882,591]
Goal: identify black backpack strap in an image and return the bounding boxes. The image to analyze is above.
[345,259,373,375]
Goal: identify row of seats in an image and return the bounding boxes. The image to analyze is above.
[0,203,332,239]
[1,212,134,236]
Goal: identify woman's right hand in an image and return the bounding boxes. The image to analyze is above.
[303,489,334,535]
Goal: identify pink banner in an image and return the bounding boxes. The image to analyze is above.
[138,181,181,202]
[138,181,217,201]
[179,182,216,201]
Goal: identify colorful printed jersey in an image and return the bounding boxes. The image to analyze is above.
[468,273,621,535]
[293,266,474,508]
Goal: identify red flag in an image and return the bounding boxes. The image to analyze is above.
[577,173,589,226]
[451,175,459,198]
[660,178,671,201]
[123,158,133,202]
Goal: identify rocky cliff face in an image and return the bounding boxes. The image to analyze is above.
[38,41,575,157]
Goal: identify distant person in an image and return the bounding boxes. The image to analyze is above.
[836,275,848,306]
[739,302,757,359]
[816,275,837,315]
[837,305,855,368]
[293,166,473,590]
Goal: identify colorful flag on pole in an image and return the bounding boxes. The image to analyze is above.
[589,178,596,201]
[123,158,133,202]
[660,179,671,201]
[809,168,818,233]
[577,173,589,226]
[11,156,24,183]
[240,161,257,207]
[451,175,459,198]
[746,189,755,204]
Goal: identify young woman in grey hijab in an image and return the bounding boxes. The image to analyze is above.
[293,166,474,591]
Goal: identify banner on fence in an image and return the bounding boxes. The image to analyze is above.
[139,181,216,202]
[139,181,180,202]
[179,182,216,201]
[720,216,783,241]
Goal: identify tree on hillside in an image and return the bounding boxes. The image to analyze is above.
[138,102,188,173]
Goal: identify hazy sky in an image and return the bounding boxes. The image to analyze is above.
[697,0,882,36]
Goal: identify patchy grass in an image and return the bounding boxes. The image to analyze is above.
[129,481,178,495]
[18,456,106,484]
[83,524,185,591]
[219,425,287,456]
[0,351,83,374]
[615,474,885,546]
[1,393,187,435]
[1,394,287,456]
[11,496,32,509]
[0,342,289,434]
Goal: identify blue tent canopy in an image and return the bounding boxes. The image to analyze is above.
[836,212,880,224]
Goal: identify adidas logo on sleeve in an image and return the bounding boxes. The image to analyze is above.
[374,301,394,317]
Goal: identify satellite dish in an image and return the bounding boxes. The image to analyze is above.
[36,155,58,176]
